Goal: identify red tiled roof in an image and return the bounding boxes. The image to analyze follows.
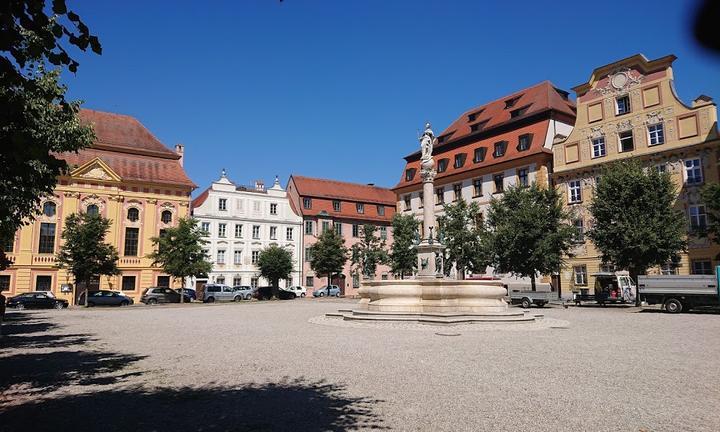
[191,187,210,209]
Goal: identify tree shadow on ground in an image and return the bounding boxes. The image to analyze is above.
[0,378,387,432]
[0,312,59,336]
[1,311,96,350]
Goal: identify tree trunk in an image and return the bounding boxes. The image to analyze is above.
[327,274,332,296]
[531,274,536,292]
[178,277,183,304]
[83,277,89,307]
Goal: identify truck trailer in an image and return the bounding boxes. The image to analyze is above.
[637,267,720,313]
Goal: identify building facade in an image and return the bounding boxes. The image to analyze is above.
[552,54,720,292]
[191,173,303,289]
[286,176,396,297]
[0,109,195,303]
[393,81,576,277]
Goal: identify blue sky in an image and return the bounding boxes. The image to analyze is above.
[62,0,720,195]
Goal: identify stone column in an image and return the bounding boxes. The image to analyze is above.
[416,160,444,279]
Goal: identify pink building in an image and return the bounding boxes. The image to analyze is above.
[286,176,396,297]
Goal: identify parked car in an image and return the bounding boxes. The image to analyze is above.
[283,285,307,297]
[140,287,191,305]
[203,284,241,302]
[79,290,134,307]
[313,285,340,297]
[253,286,297,300]
[7,292,68,310]
[233,286,253,300]
[175,288,197,301]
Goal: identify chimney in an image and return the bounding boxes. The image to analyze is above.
[255,179,265,191]
[367,183,375,186]
[175,144,185,166]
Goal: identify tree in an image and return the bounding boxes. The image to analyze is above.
[350,224,389,281]
[308,229,348,294]
[588,160,687,303]
[486,184,577,291]
[1,1,102,270]
[700,184,720,249]
[147,217,212,303]
[389,213,418,279]
[437,199,491,279]
[56,212,119,306]
[256,245,294,298]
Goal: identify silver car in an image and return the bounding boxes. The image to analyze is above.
[233,285,253,300]
[313,285,341,297]
[203,284,241,302]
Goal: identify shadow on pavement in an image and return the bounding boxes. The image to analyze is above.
[0,379,387,432]
[638,307,720,315]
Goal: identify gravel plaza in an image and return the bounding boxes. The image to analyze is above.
[1,299,719,432]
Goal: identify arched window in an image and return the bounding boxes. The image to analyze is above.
[127,208,139,222]
[161,210,172,224]
[42,202,56,217]
[86,204,99,216]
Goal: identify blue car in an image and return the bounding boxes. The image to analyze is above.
[175,288,197,301]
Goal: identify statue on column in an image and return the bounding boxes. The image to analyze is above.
[419,123,437,180]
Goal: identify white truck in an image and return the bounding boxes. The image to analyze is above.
[572,271,637,306]
[638,268,720,313]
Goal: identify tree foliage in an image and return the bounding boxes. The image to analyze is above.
[309,229,348,287]
[588,160,687,282]
[389,213,418,279]
[350,224,389,280]
[257,245,294,297]
[437,199,491,279]
[147,217,212,293]
[1,0,102,270]
[487,184,577,290]
[700,184,720,250]
[56,212,119,306]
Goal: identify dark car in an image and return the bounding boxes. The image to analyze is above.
[253,286,296,300]
[7,292,68,310]
[79,290,134,307]
[140,287,191,305]
[175,288,197,301]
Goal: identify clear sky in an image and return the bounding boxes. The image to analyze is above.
[62,0,720,195]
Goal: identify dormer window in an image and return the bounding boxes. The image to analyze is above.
[405,168,416,181]
[504,96,521,109]
[467,109,484,122]
[473,147,487,163]
[517,133,533,151]
[332,200,341,212]
[470,120,489,133]
[493,141,508,158]
[437,158,449,173]
[356,203,364,214]
[303,197,312,209]
[454,153,466,169]
[510,105,530,118]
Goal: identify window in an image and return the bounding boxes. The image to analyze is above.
[470,120,488,133]
[215,276,225,285]
[467,109,484,122]
[453,184,462,201]
[121,276,136,291]
[404,195,411,211]
[161,210,172,224]
[377,205,385,216]
[518,168,529,187]
[381,274,388,280]
[86,204,99,216]
[405,169,416,181]
[660,262,678,275]
[473,147,487,163]
[253,201,261,212]
[322,221,330,233]
[689,205,707,231]
[685,158,703,185]
[286,227,293,241]
[568,180,582,203]
[352,274,360,288]
[616,95,631,115]
[43,202,56,217]
[127,207,139,222]
[648,124,665,145]
[38,223,56,253]
[217,250,225,264]
[435,187,444,205]
[305,247,312,262]
[493,174,504,193]
[573,266,587,286]
[454,153,466,169]
[334,222,342,235]
[510,106,530,118]
[305,220,313,235]
[380,226,387,240]
[303,198,312,209]
[418,192,424,208]
[35,275,52,291]
[270,226,277,240]
[251,250,259,264]
[333,200,341,212]
[201,222,210,234]
[218,198,227,211]
[235,224,243,238]
[158,229,168,254]
[356,203,364,214]
[692,260,713,275]
[473,178,483,197]
[233,277,242,286]
[504,96,520,109]
[124,227,139,256]
[305,276,314,286]
[0,275,11,291]
[493,141,507,158]
[252,225,260,239]
[437,159,448,173]
[234,250,242,265]
[592,136,606,158]
[267,203,276,215]
[618,131,634,152]
[218,223,226,238]
[574,219,584,243]
[352,224,360,237]
[250,277,258,288]
[517,134,531,151]
[236,199,244,211]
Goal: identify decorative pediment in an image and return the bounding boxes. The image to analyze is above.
[70,158,121,182]
[646,111,664,125]
[587,126,604,140]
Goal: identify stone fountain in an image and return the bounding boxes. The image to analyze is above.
[334,123,536,325]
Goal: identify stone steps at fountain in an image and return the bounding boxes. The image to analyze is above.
[326,309,538,325]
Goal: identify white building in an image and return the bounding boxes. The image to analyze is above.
[190,171,303,289]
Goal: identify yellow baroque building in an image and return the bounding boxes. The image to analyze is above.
[552,54,720,293]
[0,109,196,303]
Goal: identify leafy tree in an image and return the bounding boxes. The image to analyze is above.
[700,184,720,248]
[588,160,687,302]
[309,229,348,294]
[486,184,577,291]
[437,199,491,279]
[56,212,119,306]
[350,224,389,280]
[389,213,418,279]
[147,217,212,303]
[1,0,102,270]
[257,245,294,298]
